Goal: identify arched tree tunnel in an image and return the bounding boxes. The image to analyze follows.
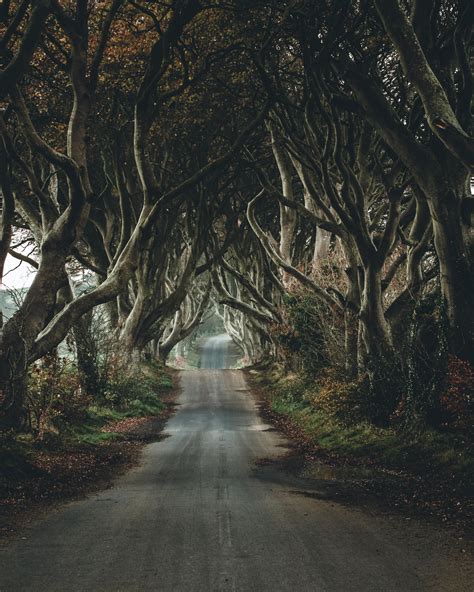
[0,3,473,590]
[0,0,472,436]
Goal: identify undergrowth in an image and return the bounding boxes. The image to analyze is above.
[0,360,174,474]
[252,364,473,490]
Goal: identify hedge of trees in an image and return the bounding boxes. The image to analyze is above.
[0,0,472,432]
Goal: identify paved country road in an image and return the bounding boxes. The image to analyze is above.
[199,334,233,369]
[0,335,471,591]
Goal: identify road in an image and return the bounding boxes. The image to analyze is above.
[0,335,470,591]
[199,334,233,369]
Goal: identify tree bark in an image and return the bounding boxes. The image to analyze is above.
[360,263,394,362]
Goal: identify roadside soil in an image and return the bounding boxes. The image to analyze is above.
[0,385,179,543]
[247,371,473,542]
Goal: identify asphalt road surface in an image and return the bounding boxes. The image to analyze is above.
[0,335,470,591]
[199,334,233,369]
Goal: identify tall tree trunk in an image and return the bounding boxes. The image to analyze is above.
[73,311,100,399]
[344,308,358,378]
[0,321,28,429]
[428,186,474,361]
[0,247,67,428]
[360,263,394,361]
[268,120,297,269]
[342,242,361,377]
[119,288,147,357]
[359,262,402,421]
[313,228,331,268]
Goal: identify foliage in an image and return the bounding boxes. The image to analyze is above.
[274,373,308,405]
[25,350,171,442]
[439,356,474,431]
[255,365,474,492]
[395,295,449,432]
[96,360,170,417]
[27,353,87,440]
[271,291,338,375]
[305,368,372,426]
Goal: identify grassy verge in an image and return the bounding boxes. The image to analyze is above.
[249,363,473,526]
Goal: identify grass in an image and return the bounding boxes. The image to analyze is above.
[61,407,123,445]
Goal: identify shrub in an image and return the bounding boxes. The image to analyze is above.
[307,368,372,425]
[438,356,474,431]
[396,294,448,433]
[27,353,88,439]
[100,358,166,414]
[271,291,342,375]
[25,350,169,440]
[276,374,308,403]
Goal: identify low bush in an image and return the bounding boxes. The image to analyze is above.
[25,353,171,441]
[256,364,473,486]
[270,291,341,375]
[306,368,373,425]
[27,354,88,439]
[276,373,308,402]
[438,356,474,431]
